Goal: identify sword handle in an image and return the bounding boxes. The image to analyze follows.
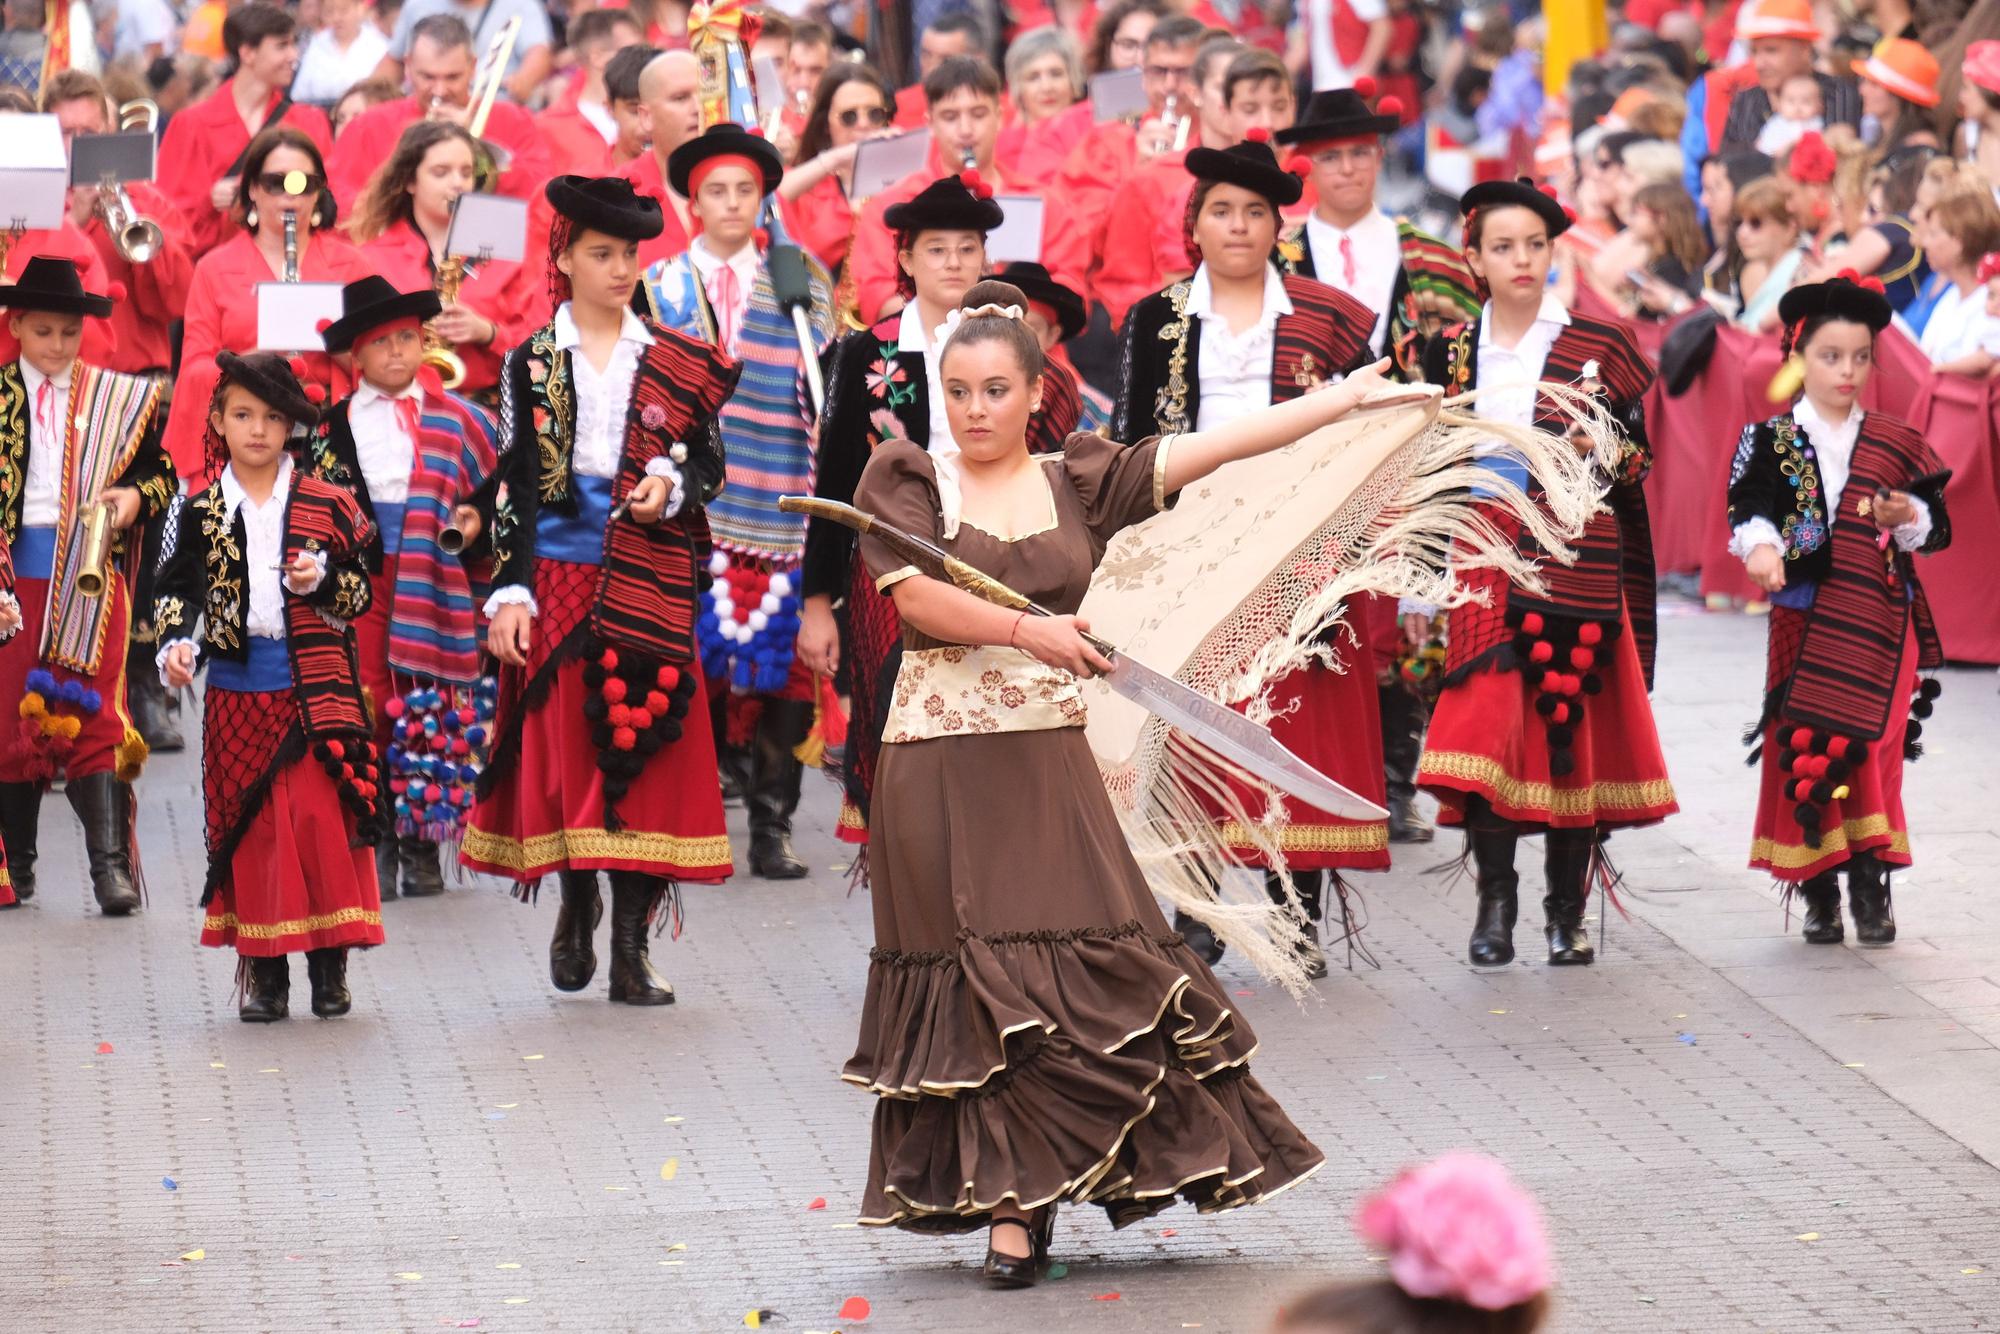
[779,494,1039,614]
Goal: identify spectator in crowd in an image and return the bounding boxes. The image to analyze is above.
[783,20,834,131]
[777,63,896,273]
[601,43,658,173]
[997,24,1087,183]
[1778,130,1850,254]
[379,0,554,103]
[1720,0,1862,151]
[1755,71,1824,156]
[1086,0,1164,75]
[1700,149,1776,306]
[183,0,228,61]
[536,8,644,178]
[114,0,179,64]
[1956,40,2000,184]
[1855,37,1942,156]
[331,14,554,214]
[294,0,394,104]
[331,78,400,139]
[1814,149,1933,308]
[609,49,703,266]
[1293,0,1392,94]
[1915,176,2000,371]
[1733,174,1809,330]
[894,11,984,128]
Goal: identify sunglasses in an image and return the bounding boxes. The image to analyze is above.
[254,169,324,197]
[836,105,890,128]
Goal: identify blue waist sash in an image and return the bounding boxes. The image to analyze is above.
[14,524,57,580]
[373,501,406,558]
[207,636,293,693]
[535,475,613,567]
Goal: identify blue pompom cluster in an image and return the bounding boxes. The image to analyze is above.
[26,667,102,715]
[383,676,498,839]
[697,554,801,694]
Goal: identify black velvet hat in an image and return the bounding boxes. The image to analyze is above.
[1459,176,1572,239]
[882,174,1005,234]
[667,122,786,198]
[1276,87,1401,146]
[1777,271,1893,334]
[999,261,1085,342]
[0,256,113,317]
[545,174,666,241]
[318,274,443,354]
[1185,131,1305,209]
[216,350,321,427]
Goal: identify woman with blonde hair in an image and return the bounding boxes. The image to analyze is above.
[1915,177,2000,373]
[1734,176,1810,332]
[999,25,1090,183]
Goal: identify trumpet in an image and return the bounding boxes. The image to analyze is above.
[97,177,163,264]
[74,500,117,600]
[282,210,298,282]
[117,98,159,134]
[437,520,468,556]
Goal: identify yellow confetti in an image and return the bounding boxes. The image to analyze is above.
[1795,1233,1820,1242]
[503,1298,530,1305]
[495,1103,519,1110]
[496,1262,521,1270]
[80,1063,94,1069]
[1843,1063,1866,1069]
[604,1185,630,1192]
[1963,1267,1985,1275]
[744,1312,762,1329]
[1488,1009,1508,1015]
[258,1068,281,1074]
[394,1272,423,1281]
[831,1223,860,1229]
[1673,1013,1688,1019]
[660,1260,684,1267]
[522,1054,544,1061]
[666,1244,687,1252]
[660,1159,680,1181]
[209,1062,226,1069]
[179,1249,205,1262]
[663,1115,684,1124]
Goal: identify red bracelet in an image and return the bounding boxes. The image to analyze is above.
[1008,611,1027,648]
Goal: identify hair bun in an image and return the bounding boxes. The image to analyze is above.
[960,278,1030,312]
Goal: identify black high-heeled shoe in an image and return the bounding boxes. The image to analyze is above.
[982,1218,1039,1289]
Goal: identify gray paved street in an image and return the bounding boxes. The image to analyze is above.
[5,606,2000,1333]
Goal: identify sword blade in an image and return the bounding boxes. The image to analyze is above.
[1099,651,1389,822]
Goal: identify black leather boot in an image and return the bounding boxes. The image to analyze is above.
[127,653,185,752]
[549,871,603,992]
[1542,828,1597,965]
[1380,685,1433,843]
[712,685,750,804]
[306,947,352,1017]
[374,837,401,901]
[67,772,139,916]
[398,835,445,897]
[1847,854,1896,944]
[607,873,676,1005]
[1466,821,1519,966]
[748,700,812,879]
[1798,873,1843,943]
[1174,910,1226,965]
[0,781,41,903]
[1265,869,1328,980]
[239,955,290,1022]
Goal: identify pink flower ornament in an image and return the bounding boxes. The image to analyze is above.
[641,403,668,431]
[1354,1153,1551,1311]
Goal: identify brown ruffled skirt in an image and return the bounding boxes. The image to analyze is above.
[846,727,1324,1231]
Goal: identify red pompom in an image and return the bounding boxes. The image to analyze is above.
[1560,674,1581,697]
[1353,75,1378,100]
[1520,612,1545,636]
[450,738,469,756]
[1541,671,1562,694]
[383,697,405,719]
[1284,154,1312,177]
[600,649,620,671]
[656,665,680,690]
[601,677,628,704]
[745,124,766,139]
[752,226,769,250]
[607,703,632,728]
[1793,778,1813,801]
[1569,646,1595,671]
[1377,95,1404,120]
[612,726,638,751]
[1550,702,1570,724]
[327,740,345,759]
[645,690,669,714]
[1790,727,1815,752]
[959,167,988,197]
[1577,622,1603,645]
[1244,125,1271,143]
[628,708,653,730]
[1808,755,1830,777]
[1528,641,1554,664]
[304,384,327,404]
[1826,736,1851,760]
[315,317,334,334]
[424,783,444,803]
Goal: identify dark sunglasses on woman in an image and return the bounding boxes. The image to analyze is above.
[255,170,325,197]
[835,105,891,129]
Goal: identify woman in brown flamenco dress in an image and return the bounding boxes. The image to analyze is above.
[843,279,1394,1285]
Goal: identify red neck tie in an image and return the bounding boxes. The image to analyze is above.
[393,394,420,445]
[706,261,742,352]
[33,378,54,444]
[1340,234,1357,287]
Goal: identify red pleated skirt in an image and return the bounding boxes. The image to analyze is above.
[0,573,135,781]
[1419,579,1676,832]
[0,839,13,907]
[199,704,384,957]
[1749,621,1916,881]
[1211,653,1390,872]
[461,562,733,884]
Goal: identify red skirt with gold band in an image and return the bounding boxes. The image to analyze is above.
[1418,566,1676,831]
[1749,615,1915,881]
[461,559,733,884]
[198,688,384,957]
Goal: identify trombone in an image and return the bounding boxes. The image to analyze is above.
[439,17,521,190]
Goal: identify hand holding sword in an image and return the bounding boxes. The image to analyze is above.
[776,495,1388,820]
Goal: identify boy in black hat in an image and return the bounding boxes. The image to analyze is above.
[464,175,742,1008]
[0,256,173,917]
[154,351,384,1022]
[638,124,836,880]
[305,275,500,900]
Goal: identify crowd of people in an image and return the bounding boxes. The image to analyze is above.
[0,0,1985,1320]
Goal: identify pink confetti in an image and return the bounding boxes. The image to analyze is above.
[1159,1229,1178,1237]
[838,1296,872,1321]
[806,1197,827,1211]
[96,1042,114,1054]
[1093,1292,1123,1301]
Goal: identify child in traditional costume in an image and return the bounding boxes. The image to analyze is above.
[639,124,836,880]
[1728,273,1951,944]
[463,176,741,1007]
[155,352,385,1021]
[1415,179,1677,968]
[309,276,500,899]
[0,258,173,916]
[1112,134,1388,979]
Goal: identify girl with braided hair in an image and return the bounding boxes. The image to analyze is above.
[1728,273,1951,944]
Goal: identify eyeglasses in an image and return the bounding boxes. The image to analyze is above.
[1111,36,1146,56]
[1144,63,1193,82]
[254,169,323,197]
[1736,216,1770,230]
[835,105,891,128]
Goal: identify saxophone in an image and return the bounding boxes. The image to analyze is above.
[423,251,469,389]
